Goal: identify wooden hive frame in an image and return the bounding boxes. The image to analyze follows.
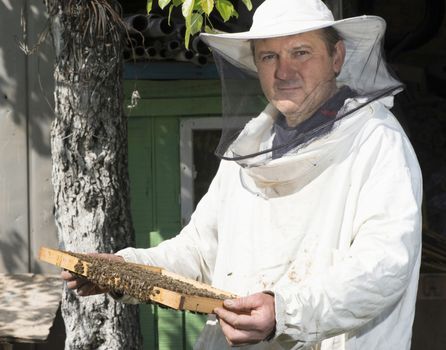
[39,247,235,314]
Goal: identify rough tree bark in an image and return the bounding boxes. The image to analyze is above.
[44,0,143,348]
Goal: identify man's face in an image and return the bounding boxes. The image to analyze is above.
[254,30,345,126]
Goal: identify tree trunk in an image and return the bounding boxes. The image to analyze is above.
[45,1,143,348]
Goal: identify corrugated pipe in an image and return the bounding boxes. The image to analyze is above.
[125,14,175,39]
[192,54,208,66]
[134,46,146,58]
[165,40,182,54]
[123,15,212,65]
[191,36,211,56]
[125,14,150,34]
[174,50,195,62]
[145,46,158,58]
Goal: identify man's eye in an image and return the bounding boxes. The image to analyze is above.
[293,50,310,58]
[260,54,276,62]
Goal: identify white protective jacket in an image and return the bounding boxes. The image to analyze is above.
[117,97,422,350]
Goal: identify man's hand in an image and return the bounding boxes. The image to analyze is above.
[214,292,276,346]
[60,253,124,296]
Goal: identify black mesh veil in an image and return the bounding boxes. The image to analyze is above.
[201,1,404,167]
[212,54,268,162]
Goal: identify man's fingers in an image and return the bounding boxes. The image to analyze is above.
[67,277,88,290]
[215,292,276,345]
[61,270,77,281]
[65,276,88,290]
[215,307,256,331]
[61,270,105,296]
[60,253,122,297]
[218,315,263,346]
[223,297,260,312]
[77,282,103,296]
[66,279,79,289]
[61,270,89,289]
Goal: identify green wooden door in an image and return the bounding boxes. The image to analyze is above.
[125,80,222,350]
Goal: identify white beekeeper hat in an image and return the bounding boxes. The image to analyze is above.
[200,0,400,93]
[199,0,403,165]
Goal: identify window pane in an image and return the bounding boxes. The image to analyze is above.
[192,129,221,208]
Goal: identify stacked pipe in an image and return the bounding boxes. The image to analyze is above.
[123,14,212,66]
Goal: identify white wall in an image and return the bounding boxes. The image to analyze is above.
[0,0,58,274]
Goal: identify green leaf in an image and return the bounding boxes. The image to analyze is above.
[200,0,214,15]
[241,0,252,11]
[204,25,225,34]
[184,24,191,48]
[183,0,194,48]
[173,0,183,5]
[159,0,172,10]
[190,12,204,35]
[216,0,235,22]
[168,4,174,21]
[146,0,153,13]
[182,0,194,17]
[193,1,202,10]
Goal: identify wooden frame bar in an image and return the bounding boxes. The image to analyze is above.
[39,247,235,314]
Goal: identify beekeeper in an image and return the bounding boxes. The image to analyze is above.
[63,0,422,349]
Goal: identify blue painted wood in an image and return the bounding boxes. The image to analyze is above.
[124,61,219,80]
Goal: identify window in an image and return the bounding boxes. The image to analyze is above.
[180,117,222,226]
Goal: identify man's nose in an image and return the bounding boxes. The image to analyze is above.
[275,58,298,80]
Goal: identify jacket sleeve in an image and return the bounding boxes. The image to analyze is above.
[273,119,423,346]
[115,162,224,286]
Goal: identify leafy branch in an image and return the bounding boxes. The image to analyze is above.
[147,0,252,47]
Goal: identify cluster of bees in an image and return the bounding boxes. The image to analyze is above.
[69,252,225,303]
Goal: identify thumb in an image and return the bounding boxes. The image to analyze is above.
[223,294,260,312]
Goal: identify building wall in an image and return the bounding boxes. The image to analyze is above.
[0,1,59,275]
[0,1,65,349]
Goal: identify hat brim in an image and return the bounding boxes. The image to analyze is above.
[200,15,386,73]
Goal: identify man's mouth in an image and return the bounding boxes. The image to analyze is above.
[276,84,302,92]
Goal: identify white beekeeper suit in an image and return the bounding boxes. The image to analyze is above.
[117,0,422,349]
